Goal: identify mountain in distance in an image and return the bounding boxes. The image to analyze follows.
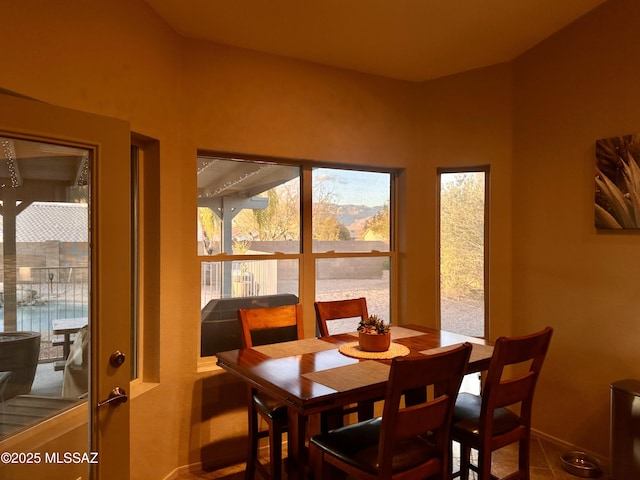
[334,204,384,228]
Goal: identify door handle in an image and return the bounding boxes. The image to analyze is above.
[97,386,128,408]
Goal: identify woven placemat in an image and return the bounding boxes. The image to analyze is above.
[338,341,410,359]
[252,338,337,359]
[420,342,494,363]
[302,360,390,392]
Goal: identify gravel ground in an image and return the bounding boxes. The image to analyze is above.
[440,297,484,337]
[315,271,484,337]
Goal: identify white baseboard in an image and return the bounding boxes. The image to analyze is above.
[161,462,204,480]
[161,443,271,479]
[532,428,609,469]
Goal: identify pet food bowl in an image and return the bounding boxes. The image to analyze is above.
[561,451,602,478]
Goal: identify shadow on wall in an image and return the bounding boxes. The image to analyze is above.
[191,372,249,470]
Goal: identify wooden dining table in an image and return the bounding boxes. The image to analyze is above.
[216,324,494,479]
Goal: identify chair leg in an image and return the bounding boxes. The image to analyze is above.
[357,400,374,421]
[519,437,530,480]
[321,407,344,432]
[245,398,258,480]
[459,444,471,480]
[269,418,283,480]
[478,447,492,480]
[312,444,324,480]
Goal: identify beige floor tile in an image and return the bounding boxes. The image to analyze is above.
[177,435,607,480]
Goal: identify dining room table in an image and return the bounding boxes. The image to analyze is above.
[215,324,494,479]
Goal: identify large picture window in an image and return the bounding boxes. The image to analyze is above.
[311,167,392,334]
[197,156,395,356]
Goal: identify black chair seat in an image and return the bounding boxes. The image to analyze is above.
[453,392,521,437]
[311,344,472,480]
[253,392,288,420]
[238,303,304,480]
[450,327,553,480]
[311,414,440,475]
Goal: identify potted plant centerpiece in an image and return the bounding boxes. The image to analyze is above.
[357,314,391,352]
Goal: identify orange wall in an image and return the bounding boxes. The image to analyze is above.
[181,39,418,165]
[512,0,640,456]
[413,64,514,338]
[0,0,635,477]
[175,37,423,476]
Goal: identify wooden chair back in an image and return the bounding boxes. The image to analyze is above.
[377,343,472,479]
[238,303,304,348]
[479,326,553,442]
[237,303,304,480]
[314,297,369,337]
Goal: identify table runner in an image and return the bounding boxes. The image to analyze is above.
[347,326,429,340]
[302,360,391,392]
[252,337,337,359]
[421,342,494,364]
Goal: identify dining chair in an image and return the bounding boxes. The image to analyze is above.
[314,297,369,337]
[237,303,304,480]
[310,342,472,480]
[451,326,553,480]
[314,297,374,430]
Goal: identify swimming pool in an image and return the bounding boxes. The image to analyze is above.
[0,302,88,333]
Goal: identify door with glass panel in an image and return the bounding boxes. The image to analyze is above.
[0,93,131,479]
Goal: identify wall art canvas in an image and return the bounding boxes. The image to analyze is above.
[595,134,640,229]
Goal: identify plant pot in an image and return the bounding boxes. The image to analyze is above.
[358,332,391,352]
[0,331,41,400]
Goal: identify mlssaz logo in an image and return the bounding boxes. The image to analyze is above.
[45,451,99,464]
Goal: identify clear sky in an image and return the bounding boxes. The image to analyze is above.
[313,168,390,207]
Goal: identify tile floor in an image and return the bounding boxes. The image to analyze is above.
[26,365,609,480]
[176,436,608,479]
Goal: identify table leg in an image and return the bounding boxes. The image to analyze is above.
[286,408,308,480]
[63,333,72,359]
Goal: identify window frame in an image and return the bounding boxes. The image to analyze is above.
[197,152,399,351]
[436,165,489,339]
[130,132,161,389]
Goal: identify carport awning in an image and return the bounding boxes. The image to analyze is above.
[0,137,88,202]
[197,156,299,204]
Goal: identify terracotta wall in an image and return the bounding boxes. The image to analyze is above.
[0,1,419,477]
[413,64,514,339]
[175,36,420,476]
[512,0,640,456]
[0,0,635,477]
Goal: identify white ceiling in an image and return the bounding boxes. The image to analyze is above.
[143,0,606,82]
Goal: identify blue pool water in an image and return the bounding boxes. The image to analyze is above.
[0,302,88,332]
